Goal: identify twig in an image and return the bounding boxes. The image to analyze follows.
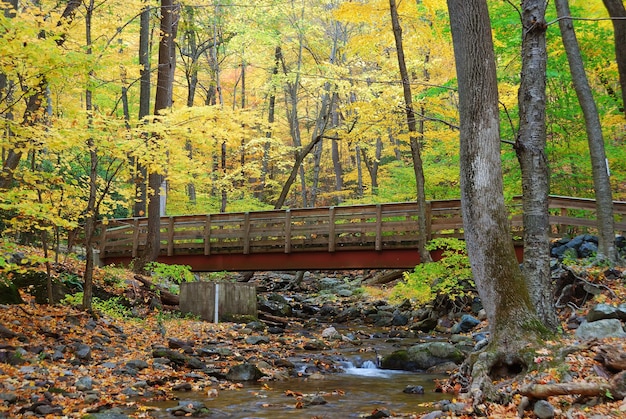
[563,266,617,298]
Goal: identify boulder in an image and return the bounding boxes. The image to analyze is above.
[575,319,626,340]
[226,363,264,382]
[451,314,480,334]
[586,304,621,322]
[578,242,598,258]
[382,342,464,371]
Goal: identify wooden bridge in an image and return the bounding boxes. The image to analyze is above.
[96,196,626,271]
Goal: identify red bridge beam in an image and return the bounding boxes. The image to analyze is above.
[100,245,524,272]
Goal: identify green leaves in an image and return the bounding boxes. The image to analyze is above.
[391,238,474,308]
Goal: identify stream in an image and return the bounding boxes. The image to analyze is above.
[146,328,453,418]
[158,365,447,418]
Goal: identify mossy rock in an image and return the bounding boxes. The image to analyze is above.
[11,271,69,304]
[381,350,420,371]
[406,342,465,370]
[0,280,24,304]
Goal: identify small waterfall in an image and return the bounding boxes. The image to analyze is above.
[361,360,378,369]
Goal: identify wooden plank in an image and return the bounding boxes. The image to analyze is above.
[204,215,212,255]
[375,204,382,251]
[243,212,251,255]
[284,209,291,254]
[167,217,175,256]
[328,207,336,252]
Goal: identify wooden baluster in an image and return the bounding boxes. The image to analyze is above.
[204,214,212,256]
[132,218,140,258]
[329,207,336,252]
[559,207,567,236]
[284,209,291,253]
[375,204,382,251]
[243,212,251,255]
[98,223,108,253]
[167,217,174,256]
[425,201,432,242]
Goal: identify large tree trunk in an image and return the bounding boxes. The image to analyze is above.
[389,0,431,262]
[555,0,617,262]
[515,0,558,330]
[602,0,626,116]
[447,0,544,402]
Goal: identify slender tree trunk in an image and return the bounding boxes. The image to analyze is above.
[555,0,617,262]
[515,0,558,330]
[447,0,544,401]
[279,14,308,207]
[134,2,151,217]
[211,1,223,106]
[310,142,323,207]
[389,129,402,162]
[330,95,343,204]
[361,137,382,192]
[355,145,364,198]
[241,60,246,109]
[274,134,324,209]
[260,47,281,201]
[220,141,227,212]
[139,4,151,118]
[389,0,431,262]
[82,0,97,311]
[137,0,179,272]
[602,0,626,116]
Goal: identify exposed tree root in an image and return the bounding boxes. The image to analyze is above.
[520,382,612,398]
[463,349,531,406]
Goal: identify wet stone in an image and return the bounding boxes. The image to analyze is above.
[403,385,425,394]
[172,382,192,391]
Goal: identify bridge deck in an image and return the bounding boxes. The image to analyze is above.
[96,196,626,271]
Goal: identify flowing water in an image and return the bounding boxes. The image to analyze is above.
[151,363,449,418]
[145,329,453,418]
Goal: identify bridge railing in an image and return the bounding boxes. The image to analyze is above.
[96,195,626,260]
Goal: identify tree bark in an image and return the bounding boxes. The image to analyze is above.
[82,0,97,311]
[515,0,558,330]
[133,1,151,218]
[259,46,281,202]
[389,0,431,263]
[602,0,626,116]
[447,0,544,401]
[137,0,179,272]
[331,95,343,205]
[555,0,617,262]
[521,382,612,398]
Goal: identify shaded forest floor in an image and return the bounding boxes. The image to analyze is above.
[1,248,626,418]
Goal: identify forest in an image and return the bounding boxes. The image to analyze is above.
[1,0,624,234]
